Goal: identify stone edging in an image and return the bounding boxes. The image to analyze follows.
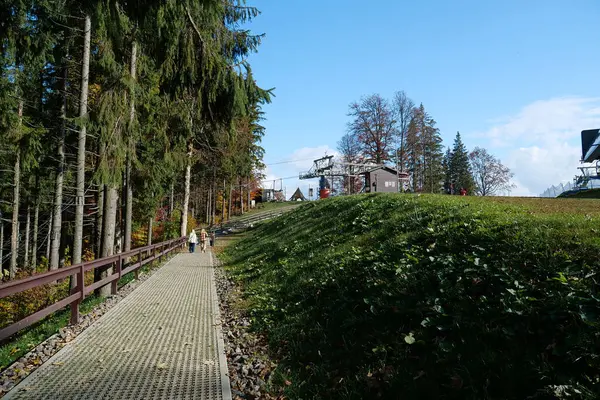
[210,251,233,400]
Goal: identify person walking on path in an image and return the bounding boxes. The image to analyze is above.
[210,231,216,247]
[188,229,198,253]
[200,228,208,253]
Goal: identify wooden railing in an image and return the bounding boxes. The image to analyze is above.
[0,236,187,342]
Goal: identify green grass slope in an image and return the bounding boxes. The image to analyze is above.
[559,188,600,199]
[222,194,600,400]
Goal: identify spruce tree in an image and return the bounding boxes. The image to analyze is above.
[443,147,453,194]
[0,0,271,281]
[416,104,444,193]
[405,115,421,192]
[449,131,475,194]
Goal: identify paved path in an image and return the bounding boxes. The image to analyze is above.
[5,251,231,400]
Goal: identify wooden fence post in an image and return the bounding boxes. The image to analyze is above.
[70,265,84,325]
[136,249,142,280]
[112,254,122,295]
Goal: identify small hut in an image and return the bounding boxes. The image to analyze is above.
[360,166,409,193]
[289,187,308,201]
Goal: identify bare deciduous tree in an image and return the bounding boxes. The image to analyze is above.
[469,147,515,196]
[337,133,363,194]
[392,91,414,173]
[347,94,396,164]
[337,133,361,163]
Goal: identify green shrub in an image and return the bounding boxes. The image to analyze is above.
[222,194,600,400]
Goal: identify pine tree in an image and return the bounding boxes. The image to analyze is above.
[443,147,453,194]
[413,104,443,193]
[449,131,475,194]
[405,115,421,192]
[0,0,271,282]
[73,12,91,269]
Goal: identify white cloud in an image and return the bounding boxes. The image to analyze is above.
[507,142,582,196]
[480,97,600,148]
[476,97,600,196]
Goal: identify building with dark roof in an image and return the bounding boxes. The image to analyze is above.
[360,166,409,193]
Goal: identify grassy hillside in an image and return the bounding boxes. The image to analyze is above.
[222,194,600,400]
[559,189,600,199]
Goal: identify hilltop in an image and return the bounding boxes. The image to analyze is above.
[222,194,600,399]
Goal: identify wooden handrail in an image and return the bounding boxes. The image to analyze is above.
[0,236,187,342]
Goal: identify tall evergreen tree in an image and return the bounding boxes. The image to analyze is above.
[442,147,452,194]
[448,131,475,194]
[412,104,443,193]
[405,114,421,192]
[0,0,271,282]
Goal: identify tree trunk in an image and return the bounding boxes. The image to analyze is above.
[228,183,233,221]
[211,181,217,226]
[206,188,211,224]
[0,218,4,276]
[240,180,244,215]
[221,179,226,223]
[24,203,30,270]
[247,179,251,209]
[0,220,4,274]
[147,215,153,246]
[73,14,91,267]
[169,183,174,217]
[51,64,68,270]
[96,184,104,259]
[180,160,191,237]
[31,181,40,269]
[45,210,52,262]
[10,100,23,279]
[124,41,136,254]
[98,186,117,297]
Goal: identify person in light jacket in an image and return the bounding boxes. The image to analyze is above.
[188,229,198,253]
[200,229,208,253]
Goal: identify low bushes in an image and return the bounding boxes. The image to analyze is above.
[222,194,600,399]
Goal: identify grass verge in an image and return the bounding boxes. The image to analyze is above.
[222,193,600,400]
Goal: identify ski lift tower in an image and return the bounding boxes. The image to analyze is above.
[299,155,381,199]
[575,129,600,189]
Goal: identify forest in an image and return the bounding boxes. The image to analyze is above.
[0,0,270,282]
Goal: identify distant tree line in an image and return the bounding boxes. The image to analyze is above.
[338,92,514,196]
[0,0,271,287]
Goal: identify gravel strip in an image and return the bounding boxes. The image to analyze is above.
[0,254,177,398]
[214,258,285,400]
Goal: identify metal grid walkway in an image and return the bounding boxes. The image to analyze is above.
[5,251,231,400]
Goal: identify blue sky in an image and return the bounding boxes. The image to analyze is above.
[246,0,600,197]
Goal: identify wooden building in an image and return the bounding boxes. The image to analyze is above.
[361,166,409,193]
